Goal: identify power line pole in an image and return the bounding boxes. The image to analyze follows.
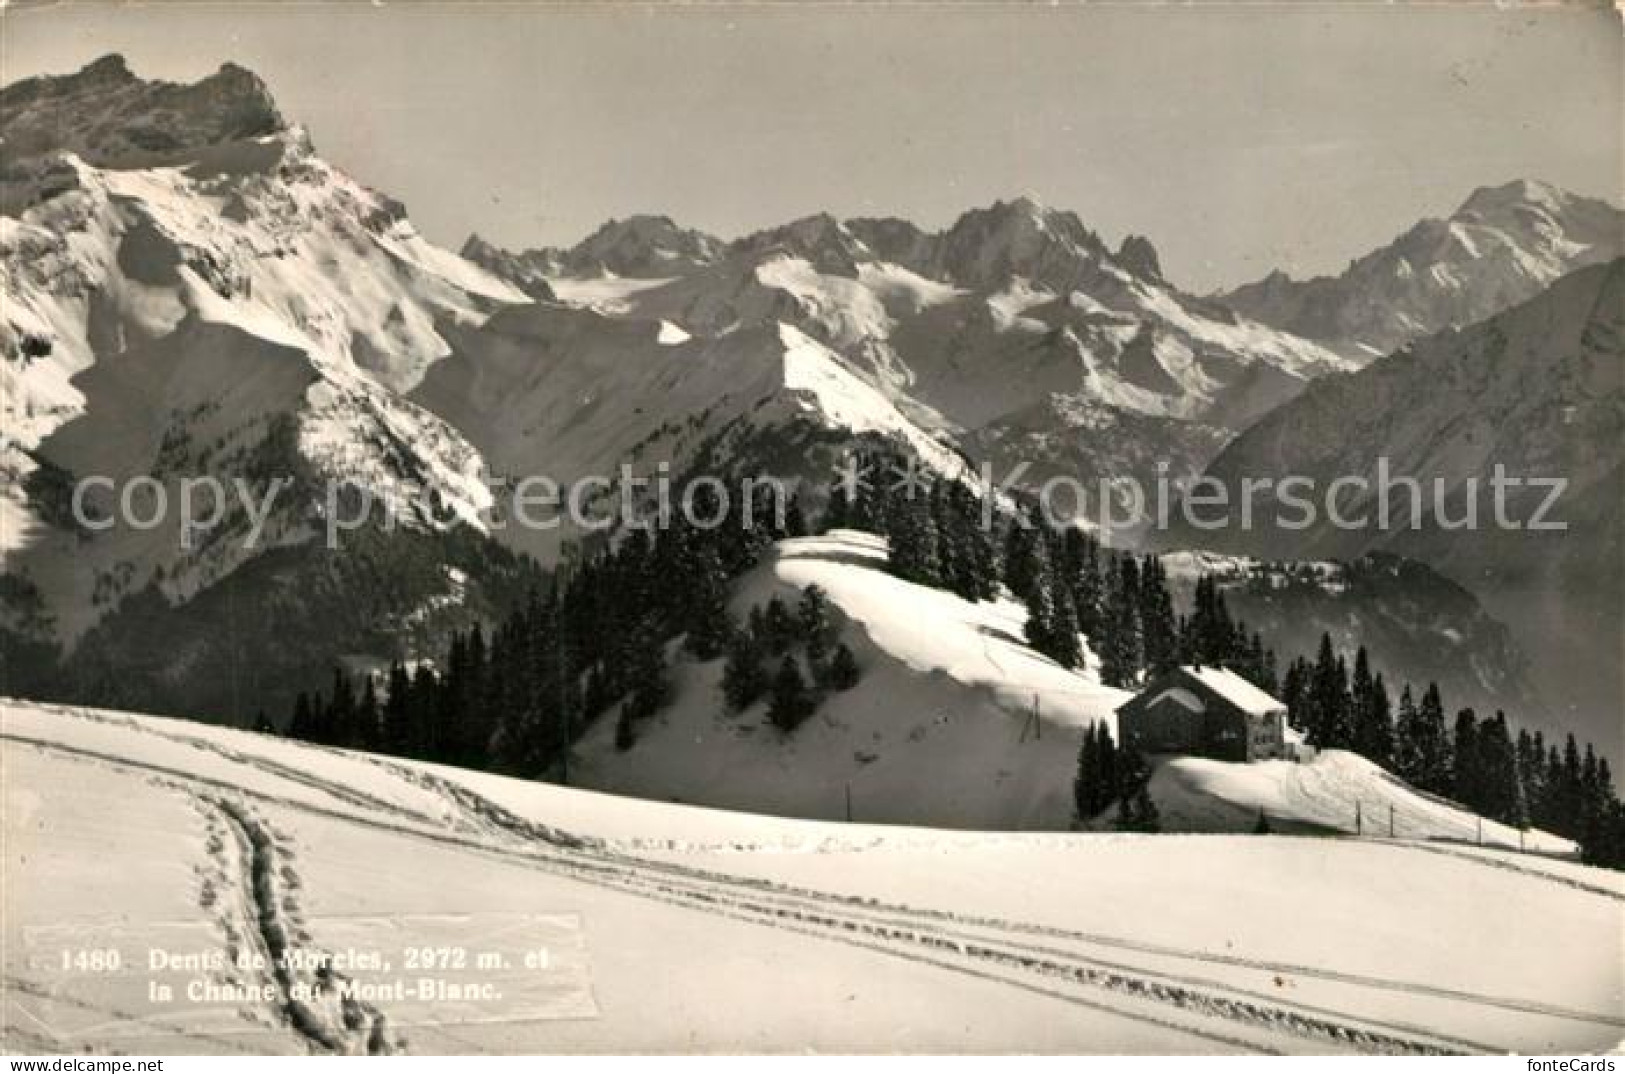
[1355,800,1363,836]
[555,565,571,788]
[1018,695,1041,743]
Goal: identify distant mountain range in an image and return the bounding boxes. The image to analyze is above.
[1170,260,1624,755]
[2,55,1617,753]
[1218,179,1622,361]
[446,193,1356,560]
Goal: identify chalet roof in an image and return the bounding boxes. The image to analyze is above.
[1180,665,1284,717]
[1148,687,1203,713]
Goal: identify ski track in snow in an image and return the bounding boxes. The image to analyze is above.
[8,703,1623,1055]
[0,974,270,1056]
[203,799,397,1054]
[0,723,401,1054]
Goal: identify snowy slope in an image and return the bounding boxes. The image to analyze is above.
[572,530,1129,829]
[1146,749,1575,854]
[416,300,971,559]
[4,697,1622,1055]
[568,531,1578,852]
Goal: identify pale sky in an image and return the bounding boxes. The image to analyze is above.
[3,2,1620,292]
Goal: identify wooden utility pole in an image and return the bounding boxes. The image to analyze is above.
[845,783,853,822]
[1018,695,1042,743]
[557,629,570,787]
[1355,801,1363,836]
[1389,803,1395,838]
[556,563,571,788]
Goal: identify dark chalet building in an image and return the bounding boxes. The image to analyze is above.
[1115,665,1290,763]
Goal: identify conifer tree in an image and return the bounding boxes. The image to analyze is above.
[1301,634,1337,746]
[1062,527,1104,640]
[1349,647,1393,762]
[1518,729,1547,829]
[1185,576,1240,667]
[768,656,814,732]
[1452,708,1482,807]
[887,488,943,586]
[1074,729,1098,820]
[798,584,838,672]
[721,627,769,711]
[1329,654,1353,748]
[382,660,410,754]
[356,676,380,748]
[1560,734,1584,829]
[1115,786,1162,833]
[290,691,314,740]
[1478,712,1520,822]
[623,624,672,721]
[784,493,809,538]
[937,482,996,602]
[1416,683,1452,795]
[762,597,797,655]
[1509,758,1532,835]
[1100,557,1143,687]
[1073,722,1119,819]
[614,709,636,751]
[1023,573,1082,669]
[1392,684,1423,785]
[826,642,861,691]
[1002,511,1045,602]
[1097,723,1119,814]
[1365,671,1394,766]
[1137,556,1179,675]
[328,667,356,747]
[1282,656,1311,735]
[1051,585,1084,669]
[408,664,438,760]
[681,542,732,660]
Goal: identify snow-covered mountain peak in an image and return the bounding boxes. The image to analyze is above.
[1455,178,1570,221]
[461,213,720,286]
[931,195,1113,289]
[734,212,873,276]
[567,213,722,277]
[0,54,285,170]
[0,58,544,655]
[1220,179,1623,361]
[459,233,560,299]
